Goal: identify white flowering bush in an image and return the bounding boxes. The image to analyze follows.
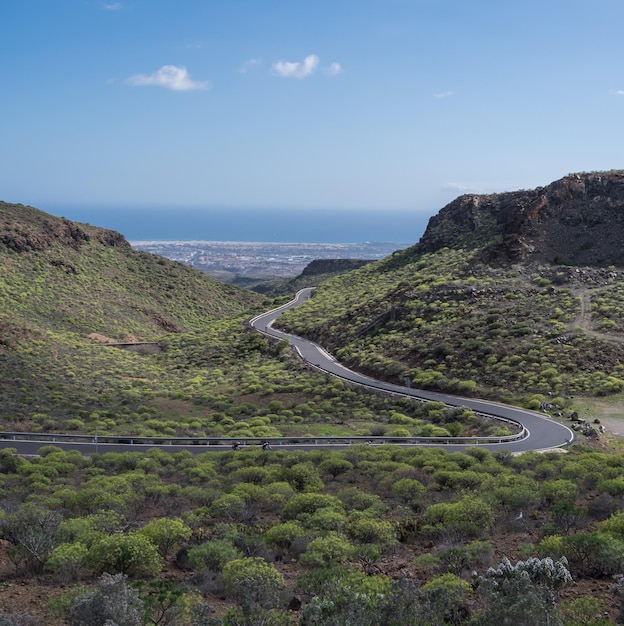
[482,556,572,592]
[472,557,571,626]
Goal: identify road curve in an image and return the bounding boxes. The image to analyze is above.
[0,289,574,457]
[250,288,575,452]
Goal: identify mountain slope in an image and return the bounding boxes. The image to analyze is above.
[277,172,624,404]
[0,202,259,339]
[0,202,262,427]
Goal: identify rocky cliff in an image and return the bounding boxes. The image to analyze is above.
[415,171,624,266]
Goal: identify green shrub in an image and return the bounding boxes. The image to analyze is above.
[300,532,352,567]
[87,532,162,578]
[187,539,243,573]
[221,557,284,614]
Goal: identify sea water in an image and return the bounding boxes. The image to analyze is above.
[51,206,430,245]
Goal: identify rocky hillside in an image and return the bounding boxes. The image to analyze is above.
[395,170,624,267]
[277,171,624,404]
[300,258,372,276]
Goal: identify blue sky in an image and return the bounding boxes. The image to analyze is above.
[2,0,624,219]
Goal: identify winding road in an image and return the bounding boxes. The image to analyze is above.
[0,289,574,456]
[250,288,575,453]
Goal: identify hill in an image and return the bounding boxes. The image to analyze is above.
[276,171,624,406]
[0,202,258,338]
[0,202,457,443]
[248,258,373,296]
[0,202,263,428]
[3,197,624,625]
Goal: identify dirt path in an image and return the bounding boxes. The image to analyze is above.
[568,286,624,344]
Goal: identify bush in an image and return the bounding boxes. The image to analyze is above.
[349,518,398,551]
[597,511,624,539]
[87,532,162,578]
[188,539,243,573]
[138,517,192,557]
[560,533,624,577]
[284,462,324,492]
[300,532,352,567]
[45,542,88,582]
[70,573,144,626]
[221,557,284,615]
[283,493,344,521]
[560,597,611,626]
[264,521,307,553]
[423,496,493,538]
[540,479,578,504]
[472,557,571,626]
[392,478,426,509]
[318,458,353,480]
[421,573,471,623]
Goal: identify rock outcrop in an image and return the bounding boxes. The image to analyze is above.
[415,171,624,266]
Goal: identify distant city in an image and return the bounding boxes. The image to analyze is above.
[130,240,410,281]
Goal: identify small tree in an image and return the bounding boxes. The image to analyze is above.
[298,568,392,626]
[560,597,611,626]
[420,573,471,625]
[349,518,398,553]
[424,496,493,539]
[283,493,343,521]
[264,521,307,554]
[547,501,585,536]
[0,504,61,574]
[209,494,248,523]
[137,578,185,626]
[318,458,353,481]
[392,478,426,510]
[58,510,122,547]
[284,462,324,492]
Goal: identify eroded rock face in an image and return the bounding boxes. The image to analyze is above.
[416,171,624,266]
[300,258,371,276]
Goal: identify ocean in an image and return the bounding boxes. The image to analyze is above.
[52,206,430,245]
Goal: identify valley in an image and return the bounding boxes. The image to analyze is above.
[4,174,624,623]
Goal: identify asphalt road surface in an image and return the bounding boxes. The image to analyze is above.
[250,288,575,453]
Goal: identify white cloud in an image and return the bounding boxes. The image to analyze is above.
[326,62,343,76]
[102,2,122,9]
[272,54,319,79]
[239,58,261,74]
[434,91,455,99]
[125,65,210,91]
[610,89,624,96]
